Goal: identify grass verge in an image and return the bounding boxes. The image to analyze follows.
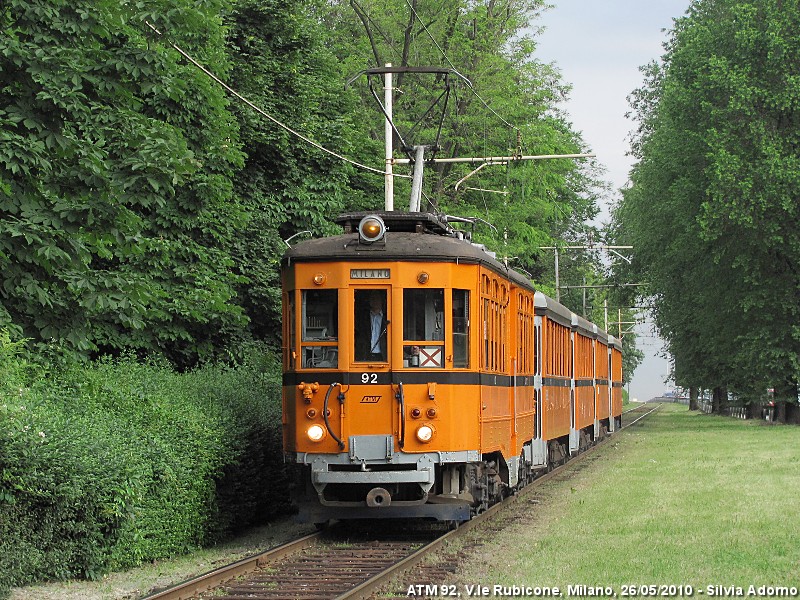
[456,404,800,590]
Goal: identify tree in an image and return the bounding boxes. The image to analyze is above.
[613,0,800,415]
[0,0,247,363]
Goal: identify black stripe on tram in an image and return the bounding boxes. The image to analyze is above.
[283,371,524,386]
[283,371,586,388]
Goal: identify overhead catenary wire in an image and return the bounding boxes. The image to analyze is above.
[403,0,520,134]
[143,20,409,179]
[350,0,405,64]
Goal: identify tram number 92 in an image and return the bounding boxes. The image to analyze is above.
[361,373,378,384]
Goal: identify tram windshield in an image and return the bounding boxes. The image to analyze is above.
[301,290,338,368]
[354,289,388,362]
[403,289,444,368]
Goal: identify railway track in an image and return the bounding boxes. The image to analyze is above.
[142,403,660,600]
[623,401,660,425]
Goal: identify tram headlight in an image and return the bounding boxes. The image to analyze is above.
[416,424,435,443]
[307,424,326,442]
[358,215,386,243]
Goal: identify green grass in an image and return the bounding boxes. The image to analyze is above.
[458,404,800,589]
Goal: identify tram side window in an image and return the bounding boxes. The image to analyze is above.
[481,293,506,372]
[301,290,338,368]
[403,288,444,368]
[453,289,469,368]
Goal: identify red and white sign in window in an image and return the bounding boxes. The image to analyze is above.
[419,347,443,368]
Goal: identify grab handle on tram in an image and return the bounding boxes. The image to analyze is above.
[323,383,345,450]
[395,381,406,449]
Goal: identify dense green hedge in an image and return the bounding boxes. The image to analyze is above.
[0,333,288,595]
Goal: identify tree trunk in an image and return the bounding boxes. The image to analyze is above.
[689,386,698,411]
[350,0,382,65]
[776,401,787,423]
[785,402,798,424]
[773,379,798,424]
[712,386,722,414]
[747,402,761,420]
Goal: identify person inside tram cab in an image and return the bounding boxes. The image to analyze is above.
[356,291,388,361]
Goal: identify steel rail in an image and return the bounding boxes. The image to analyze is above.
[623,403,661,427]
[139,531,322,600]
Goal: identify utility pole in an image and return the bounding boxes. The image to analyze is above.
[384,64,394,211]
[582,276,587,318]
[554,248,560,301]
[606,309,640,340]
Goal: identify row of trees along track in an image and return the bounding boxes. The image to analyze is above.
[610,0,800,422]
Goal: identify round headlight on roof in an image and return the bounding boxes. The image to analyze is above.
[358,215,386,244]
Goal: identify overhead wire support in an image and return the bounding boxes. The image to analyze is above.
[403,0,519,134]
[539,244,633,302]
[142,21,403,179]
[560,283,648,289]
[453,161,506,191]
[394,153,594,165]
[462,187,509,195]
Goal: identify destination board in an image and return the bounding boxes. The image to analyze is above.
[350,269,390,279]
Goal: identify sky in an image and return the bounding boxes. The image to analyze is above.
[533,0,692,401]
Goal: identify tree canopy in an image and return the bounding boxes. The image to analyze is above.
[1,0,631,368]
[612,0,800,409]
[0,0,246,363]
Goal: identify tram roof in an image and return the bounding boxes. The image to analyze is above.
[572,313,597,338]
[282,212,535,291]
[533,291,572,327]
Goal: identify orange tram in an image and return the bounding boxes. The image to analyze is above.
[281,212,623,523]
